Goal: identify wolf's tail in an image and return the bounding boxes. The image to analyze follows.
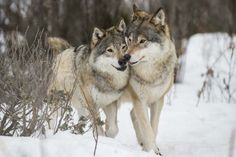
[47,37,72,55]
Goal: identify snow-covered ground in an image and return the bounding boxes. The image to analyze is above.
[0,33,236,157]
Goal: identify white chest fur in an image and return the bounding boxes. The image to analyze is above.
[130,76,172,105]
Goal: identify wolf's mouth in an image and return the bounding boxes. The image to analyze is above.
[128,56,145,65]
[112,65,127,71]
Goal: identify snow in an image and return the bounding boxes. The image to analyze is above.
[0,132,155,157]
[10,3,18,13]
[185,33,236,102]
[0,33,236,157]
[19,0,31,18]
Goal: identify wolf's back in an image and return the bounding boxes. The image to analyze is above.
[48,48,77,94]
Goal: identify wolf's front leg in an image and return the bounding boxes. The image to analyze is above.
[130,97,150,145]
[130,108,143,145]
[132,102,159,152]
[103,101,119,138]
[150,96,164,139]
[128,85,161,155]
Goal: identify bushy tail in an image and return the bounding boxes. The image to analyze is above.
[47,37,72,55]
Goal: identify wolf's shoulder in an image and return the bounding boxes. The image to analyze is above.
[73,44,90,60]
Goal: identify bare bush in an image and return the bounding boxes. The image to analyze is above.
[0,31,52,136]
[197,33,236,104]
[0,31,102,139]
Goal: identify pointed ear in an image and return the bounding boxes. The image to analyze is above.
[133,4,139,12]
[91,27,105,48]
[117,19,126,33]
[151,8,165,26]
[131,4,139,22]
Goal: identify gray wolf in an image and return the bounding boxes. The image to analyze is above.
[123,4,177,155]
[48,19,129,137]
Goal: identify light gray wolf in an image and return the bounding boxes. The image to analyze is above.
[48,19,129,137]
[123,4,177,155]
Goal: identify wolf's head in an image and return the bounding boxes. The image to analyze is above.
[125,4,173,66]
[89,19,129,73]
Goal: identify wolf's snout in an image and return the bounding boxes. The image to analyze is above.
[124,54,131,61]
[118,54,131,66]
[118,58,127,66]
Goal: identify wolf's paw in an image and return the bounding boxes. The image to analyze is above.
[138,142,143,146]
[105,126,118,138]
[153,146,162,156]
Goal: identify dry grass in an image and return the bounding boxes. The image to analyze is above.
[0,31,101,140]
[197,34,236,104]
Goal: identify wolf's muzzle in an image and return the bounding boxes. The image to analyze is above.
[112,65,127,71]
[114,54,130,71]
[123,54,131,61]
[128,56,145,65]
[118,54,131,66]
[118,59,126,67]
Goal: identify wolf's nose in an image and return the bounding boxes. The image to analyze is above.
[118,59,126,66]
[124,54,131,61]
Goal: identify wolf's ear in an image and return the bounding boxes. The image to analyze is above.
[117,19,126,33]
[150,8,165,26]
[91,27,105,48]
[133,4,139,13]
[132,4,139,22]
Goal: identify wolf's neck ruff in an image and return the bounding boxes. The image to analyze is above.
[92,69,126,93]
[131,54,175,86]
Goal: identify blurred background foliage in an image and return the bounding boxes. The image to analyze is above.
[0,0,235,81]
[0,0,235,46]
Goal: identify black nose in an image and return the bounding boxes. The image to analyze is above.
[124,54,131,61]
[118,59,126,66]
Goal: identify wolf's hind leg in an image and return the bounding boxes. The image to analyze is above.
[49,107,63,130]
[103,101,119,138]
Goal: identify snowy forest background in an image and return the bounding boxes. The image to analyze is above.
[0,0,236,157]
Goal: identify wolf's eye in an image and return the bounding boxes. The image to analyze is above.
[132,15,138,22]
[128,37,132,42]
[106,48,113,53]
[139,39,147,44]
[122,45,127,50]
